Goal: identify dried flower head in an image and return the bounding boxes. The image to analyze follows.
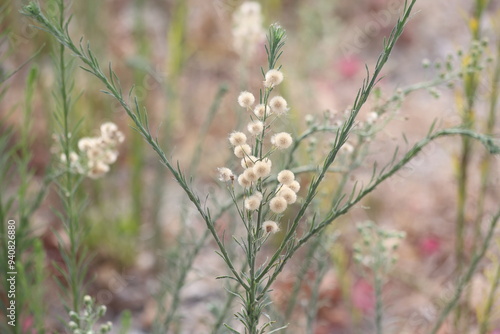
[270,196,287,213]
[74,122,124,179]
[100,122,124,144]
[264,69,284,88]
[278,185,297,204]
[101,149,118,164]
[241,155,258,168]
[366,112,378,124]
[247,120,264,136]
[340,142,354,154]
[234,144,252,158]
[253,104,269,118]
[238,174,251,188]
[245,193,262,211]
[277,170,295,185]
[262,157,272,168]
[269,96,288,115]
[60,151,79,164]
[262,220,280,234]
[229,131,247,146]
[87,160,110,179]
[238,91,256,108]
[253,160,271,178]
[218,167,234,182]
[243,167,258,182]
[271,132,293,149]
[288,180,301,193]
[232,2,265,57]
[78,137,99,152]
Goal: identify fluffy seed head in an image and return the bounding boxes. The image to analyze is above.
[101,150,118,164]
[234,144,252,158]
[229,131,247,146]
[247,120,264,136]
[262,220,280,234]
[61,151,79,164]
[271,132,293,149]
[278,186,297,204]
[243,167,258,182]
[262,157,272,168]
[340,143,354,154]
[78,137,99,152]
[253,160,271,178]
[87,161,110,179]
[100,122,124,144]
[241,155,257,168]
[269,96,288,115]
[238,174,251,188]
[277,170,295,185]
[366,112,378,124]
[288,180,301,193]
[238,91,255,108]
[218,167,234,182]
[264,69,284,88]
[245,194,262,211]
[270,196,287,213]
[253,104,269,118]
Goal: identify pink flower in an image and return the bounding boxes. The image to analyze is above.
[338,56,361,79]
[419,236,441,256]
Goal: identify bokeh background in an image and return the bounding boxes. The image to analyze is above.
[2,0,500,333]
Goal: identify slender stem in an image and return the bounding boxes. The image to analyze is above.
[257,0,418,285]
[430,209,500,334]
[479,263,500,334]
[260,128,500,295]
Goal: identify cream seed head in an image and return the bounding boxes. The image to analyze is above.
[229,131,247,146]
[241,155,257,168]
[278,186,297,204]
[218,167,234,182]
[245,194,262,211]
[340,142,354,154]
[262,220,280,234]
[101,150,119,164]
[87,160,110,179]
[366,111,378,124]
[270,196,287,213]
[253,160,271,178]
[288,180,301,193]
[238,174,251,188]
[100,122,124,144]
[269,96,288,115]
[243,167,258,182]
[60,151,79,164]
[247,120,264,136]
[271,132,293,149]
[238,91,255,108]
[264,69,284,88]
[234,144,252,158]
[78,137,99,152]
[262,157,272,168]
[253,104,269,118]
[277,170,295,185]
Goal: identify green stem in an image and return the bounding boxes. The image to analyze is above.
[479,263,500,334]
[257,0,418,286]
[430,209,500,334]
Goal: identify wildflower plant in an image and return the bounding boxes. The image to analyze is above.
[21,0,500,332]
[67,295,112,334]
[354,222,405,334]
